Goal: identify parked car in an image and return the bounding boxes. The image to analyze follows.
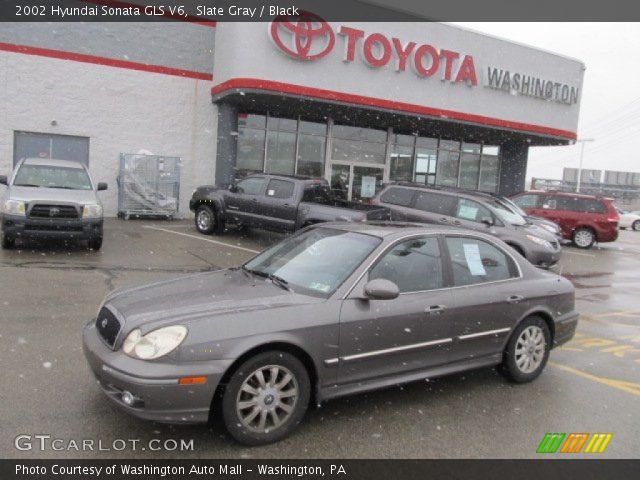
[372,183,561,268]
[189,174,390,235]
[0,158,107,250]
[616,208,640,231]
[510,191,619,249]
[83,222,578,445]
[491,194,563,239]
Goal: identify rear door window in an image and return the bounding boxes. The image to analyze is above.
[380,187,416,207]
[455,198,493,223]
[445,236,517,286]
[266,179,295,199]
[414,191,457,216]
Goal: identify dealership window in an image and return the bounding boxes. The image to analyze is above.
[414,137,438,185]
[237,114,267,177]
[389,134,415,182]
[237,114,327,179]
[459,143,482,190]
[436,140,461,187]
[297,121,326,177]
[478,145,500,193]
[14,131,89,166]
[331,125,387,164]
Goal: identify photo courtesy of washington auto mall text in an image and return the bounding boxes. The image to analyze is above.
[1,0,639,479]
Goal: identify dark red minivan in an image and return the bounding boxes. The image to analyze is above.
[510,191,619,249]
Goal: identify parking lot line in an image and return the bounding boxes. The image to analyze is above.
[550,362,640,397]
[142,226,261,254]
[564,250,596,258]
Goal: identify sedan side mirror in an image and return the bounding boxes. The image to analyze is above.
[0,175,7,186]
[228,184,237,193]
[481,217,494,227]
[97,182,108,191]
[363,278,400,300]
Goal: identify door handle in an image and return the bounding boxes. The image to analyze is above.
[452,220,462,226]
[507,295,524,304]
[251,198,258,202]
[438,217,449,223]
[425,305,446,314]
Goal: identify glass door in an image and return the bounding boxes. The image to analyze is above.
[330,163,384,202]
[352,166,384,202]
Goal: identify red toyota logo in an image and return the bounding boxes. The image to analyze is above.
[269,11,335,61]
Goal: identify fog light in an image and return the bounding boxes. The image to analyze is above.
[121,391,135,406]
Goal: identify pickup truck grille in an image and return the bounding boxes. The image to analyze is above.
[96,307,121,348]
[29,204,79,219]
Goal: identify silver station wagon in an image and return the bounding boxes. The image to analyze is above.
[83,223,578,445]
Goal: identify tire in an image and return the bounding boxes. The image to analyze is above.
[502,316,551,383]
[572,227,595,249]
[88,236,103,251]
[221,351,310,446]
[1,234,15,249]
[195,204,222,235]
[633,220,640,232]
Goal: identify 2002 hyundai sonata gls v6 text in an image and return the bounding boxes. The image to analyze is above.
[83,223,578,445]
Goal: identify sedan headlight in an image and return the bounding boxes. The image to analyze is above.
[122,325,187,360]
[526,234,553,249]
[2,199,26,216]
[82,203,103,218]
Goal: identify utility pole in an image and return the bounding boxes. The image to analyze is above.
[575,138,595,193]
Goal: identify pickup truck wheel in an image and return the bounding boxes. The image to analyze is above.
[195,205,218,235]
[1,234,15,249]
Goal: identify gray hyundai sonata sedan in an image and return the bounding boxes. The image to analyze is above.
[83,222,578,445]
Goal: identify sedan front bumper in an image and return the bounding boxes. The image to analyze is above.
[82,321,233,424]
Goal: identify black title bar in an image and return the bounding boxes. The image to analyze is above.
[2,0,640,22]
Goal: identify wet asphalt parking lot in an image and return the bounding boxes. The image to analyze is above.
[1,219,639,459]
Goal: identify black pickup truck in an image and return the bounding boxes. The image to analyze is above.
[189,174,390,235]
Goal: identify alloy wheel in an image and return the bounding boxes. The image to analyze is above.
[197,209,213,231]
[574,229,593,248]
[514,325,546,374]
[236,365,299,434]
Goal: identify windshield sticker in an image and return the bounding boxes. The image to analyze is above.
[458,204,479,220]
[309,282,331,293]
[463,243,487,276]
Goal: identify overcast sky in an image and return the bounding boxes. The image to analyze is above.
[452,23,640,181]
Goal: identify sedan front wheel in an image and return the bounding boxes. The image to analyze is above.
[221,351,310,445]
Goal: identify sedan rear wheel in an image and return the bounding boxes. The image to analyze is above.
[572,227,595,249]
[633,220,640,232]
[502,316,551,383]
[221,351,310,445]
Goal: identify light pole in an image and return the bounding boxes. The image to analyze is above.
[575,138,595,193]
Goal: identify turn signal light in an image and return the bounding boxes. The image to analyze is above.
[178,376,207,385]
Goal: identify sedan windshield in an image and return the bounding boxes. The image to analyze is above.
[243,227,381,298]
[13,164,92,190]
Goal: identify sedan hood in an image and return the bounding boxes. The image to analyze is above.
[517,222,558,242]
[105,269,321,330]
[9,186,99,204]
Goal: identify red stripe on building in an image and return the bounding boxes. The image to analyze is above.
[0,42,213,81]
[211,78,577,141]
[81,0,216,27]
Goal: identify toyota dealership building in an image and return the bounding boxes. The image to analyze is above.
[0,13,585,216]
